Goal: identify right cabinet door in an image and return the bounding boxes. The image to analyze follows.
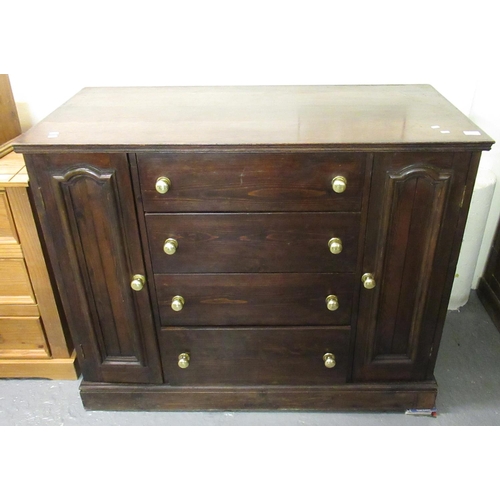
[353,152,472,382]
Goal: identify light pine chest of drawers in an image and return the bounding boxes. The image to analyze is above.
[0,152,77,378]
[14,85,494,411]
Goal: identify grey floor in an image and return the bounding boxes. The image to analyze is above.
[1,291,499,425]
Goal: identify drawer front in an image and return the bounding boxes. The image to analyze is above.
[138,152,365,212]
[155,273,354,326]
[159,326,350,385]
[0,191,22,259]
[0,190,18,243]
[0,317,49,358]
[146,213,360,273]
[0,259,35,305]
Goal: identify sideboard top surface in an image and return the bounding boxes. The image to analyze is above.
[14,85,494,152]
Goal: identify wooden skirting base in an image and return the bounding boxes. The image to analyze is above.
[80,380,437,412]
[0,351,79,380]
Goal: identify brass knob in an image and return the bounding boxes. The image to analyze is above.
[325,294,339,311]
[323,353,336,369]
[332,176,347,193]
[362,273,376,289]
[178,353,190,369]
[155,176,171,194]
[328,237,343,254]
[163,238,178,255]
[130,274,146,291]
[171,295,185,311]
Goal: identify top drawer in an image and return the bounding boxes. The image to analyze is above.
[137,152,365,212]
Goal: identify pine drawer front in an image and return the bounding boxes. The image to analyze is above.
[146,212,360,273]
[138,152,365,212]
[155,273,354,326]
[0,317,49,358]
[0,190,22,259]
[0,259,35,305]
[159,326,350,385]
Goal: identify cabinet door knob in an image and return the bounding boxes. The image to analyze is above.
[130,274,146,291]
[325,294,339,311]
[163,238,178,255]
[328,237,343,254]
[155,176,171,194]
[178,353,190,369]
[323,353,336,369]
[331,176,347,193]
[171,295,185,311]
[362,273,376,289]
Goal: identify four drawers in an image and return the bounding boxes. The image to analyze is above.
[137,152,364,385]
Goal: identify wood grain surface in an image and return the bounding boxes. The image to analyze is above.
[146,212,360,273]
[80,380,438,411]
[138,152,364,212]
[159,326,350,385]
[13,85,493,150]
[0,316,48,357]
[25,153,162,383]
[354,152,470,381]
[0,259,35,304]
[7,187,70,357]
[155,273,354,326]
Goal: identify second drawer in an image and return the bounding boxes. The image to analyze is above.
[154,273,354,326]
[146,213,360,273]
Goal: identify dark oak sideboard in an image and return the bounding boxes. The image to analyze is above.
[14,85,494,411]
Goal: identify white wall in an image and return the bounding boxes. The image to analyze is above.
[2,0,498,279]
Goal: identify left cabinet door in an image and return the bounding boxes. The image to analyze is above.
[25,154,162,383]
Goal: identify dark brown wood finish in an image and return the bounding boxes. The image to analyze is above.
[24,153,162,383]
[159,327,350,385]
[146,213,359,273]
[13,85,494,411]
[138,152,364,212]
[354,152,470,382]
[80,380,438,411]
[155,273,354,326]
[13,85,492,150]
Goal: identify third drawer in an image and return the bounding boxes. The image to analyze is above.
[154,273,354,326]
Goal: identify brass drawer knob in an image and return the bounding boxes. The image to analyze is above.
[328,237,343,254]
[323,353,336,369]
[155,176,171,194]
[332,176,347,193]
[130,274,146,291]
[325,294,339,311]
[362,273,376,289]
[163,238,178,255]
[178,353,190,369]
[171,295,185,311]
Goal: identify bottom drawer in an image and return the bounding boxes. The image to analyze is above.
[0,317,49,358]
[159,327,350,385]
